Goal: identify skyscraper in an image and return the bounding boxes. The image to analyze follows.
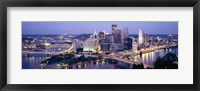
[94,30,98,39]
[99,33,112,52]
[112,25,121,43]
[112,24,118,30]
[132,37,138,52]
[72,39,83,53]
[143,33,148,47]
[100,43,111,52]
[105,34,112,43]
[121,31,125,43]
[124,38,132,50]
[123,27,129,39]
[98,31,105,39]
[138,28,145,45]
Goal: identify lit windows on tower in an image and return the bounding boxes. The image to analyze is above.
[138,28,144,45]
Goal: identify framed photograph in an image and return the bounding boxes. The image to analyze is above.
[0,0,199,91]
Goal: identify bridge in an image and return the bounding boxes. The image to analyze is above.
[110,56,135,64]
[23,44,177,65]
[23,51,65,55]
[121,44,177,56]
[101,54,136,64]
[101,44,177,65]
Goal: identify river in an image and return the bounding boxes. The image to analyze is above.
[22,47,178,69]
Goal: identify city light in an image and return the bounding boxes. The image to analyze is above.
[22,23,178,69]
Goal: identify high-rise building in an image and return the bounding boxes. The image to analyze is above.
[111,43,124,51]
[83,31,99,52]
[112,24,118,30]
[93,30,98,39]
[99,31,105,39]
[83,40,96,52]
[120,27,129,44]
[73,39,83,52]
[124,38,132,50]
[138,28,145,45]
[99,33,112,52]
[121,31,125,43]
[112,25,121,43]
[123,27,129,38]
[100,43,111,52]
[105,34,112,43]
[143,33,148,47]
[132,37,138,51]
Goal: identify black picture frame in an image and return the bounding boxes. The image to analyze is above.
[0,0,199,91]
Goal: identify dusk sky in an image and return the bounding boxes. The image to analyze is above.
[22,21,178,35]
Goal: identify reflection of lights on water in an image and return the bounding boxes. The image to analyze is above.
[145,53,149,64]
[78,65,81,68]
[142,54,145,61]
[29,57,32,61]
[96,61,99,66]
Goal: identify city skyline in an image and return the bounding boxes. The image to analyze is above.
[22,21,178,35]
[22,22,178,69]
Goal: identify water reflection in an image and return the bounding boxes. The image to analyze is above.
[130,47,178,68]
[22,47,178,69]
[22,54,54,69]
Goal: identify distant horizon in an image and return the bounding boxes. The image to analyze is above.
[22,21,178,35]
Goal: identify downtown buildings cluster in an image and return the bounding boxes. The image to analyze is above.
[72,24,177,54]
[22,24,178,69]
[22,24,178,55]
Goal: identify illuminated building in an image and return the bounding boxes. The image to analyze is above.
[138,28,145,45]
[100,43,111,52]
[99,32,112,52]
[83,31,99,52]
[111,43,123,51]
[93,30,98,39]
[144,34,149,47]
[112,25,121,43]
[132,37,138,51]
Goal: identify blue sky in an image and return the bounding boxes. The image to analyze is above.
[22,21,178,35]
